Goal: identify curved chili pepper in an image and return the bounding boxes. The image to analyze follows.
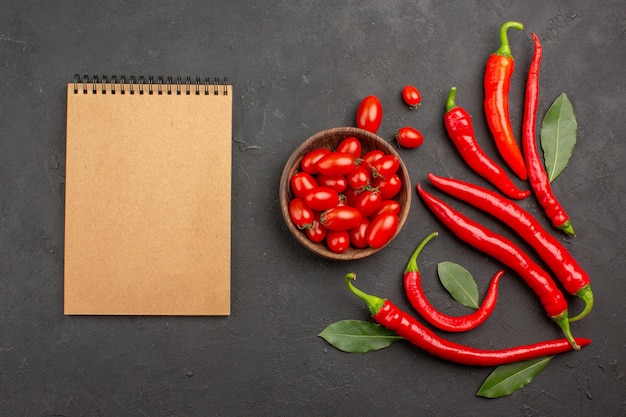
[484,21,527,181]
[346,274,590,366]
[427,173,593,322]
[404,231,505,332]
[444,86,530,200]
[416,184,579,349]
[522,33,575,236]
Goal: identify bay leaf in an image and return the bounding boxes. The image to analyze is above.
[476,356,553,398]
[437,261,479,309]
[318,320,402,353]
[540,93,577,182]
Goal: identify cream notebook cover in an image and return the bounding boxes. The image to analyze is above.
[64,75,232,315]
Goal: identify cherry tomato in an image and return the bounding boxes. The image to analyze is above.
[288,198,315,229]
[326,230,350,254]
[315,174,347,193]
[356,95,383,133]
[396,126,424,149]
[372,200,401,218]
[362,150,385,165]
[305,215,327,243]
[320,206,362,231]
[343,187,360,207]
[355,189,382,217]
[372,174,402,200]
[303,187,340,211]
[315,152,356,177]
[336,136,362,158]
[346,165,371,191]
[402,85,422,109]
[301,148,330,174]
[372,155,400,178]
[366,212,399,249]
[349,219,370,248]
[290,172,318,198]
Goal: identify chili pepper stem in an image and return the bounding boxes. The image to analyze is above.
[405,232,438,274]
[495,21,524,57]
[569,285,593,322]
[446,87,458,112]
[558,220,576,237]
[552,311,580,350]
[345,273,385,316]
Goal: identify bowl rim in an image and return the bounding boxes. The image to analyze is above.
[279,126,412,261]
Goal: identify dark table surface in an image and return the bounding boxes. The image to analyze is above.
[2,1,625,416]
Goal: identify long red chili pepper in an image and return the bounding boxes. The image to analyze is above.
[484,21,527,181]
[427,173,593,322]
[346,274,590,366]
[416,184,579,349]
[522,33,575,236]
[404,231,505,332]
[444,86,530,200]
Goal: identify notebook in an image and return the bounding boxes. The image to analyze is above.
[64,75,232,315]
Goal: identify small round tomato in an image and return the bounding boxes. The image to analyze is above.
[354,189,382,217]
[320,206,362,231]
[315,174,347,193]
[362,150,385,165]
[301,148,330,174]
[336,136,362,158]
[372,174,402,200]
[288,198,315,229]
[346,165,371,191]
[303,187,340,211]
[356,95,383,133]
[315,152,356,177]
[402,85,422,109]
[305,215,327,243]
[372,200,401,218]
[372,155,400,178]
[290,172,318,198]
[342,187,360,207]
[326,230,350,254]
[366,212,399,249]
[396,126,424,149]
[349,218,370,249]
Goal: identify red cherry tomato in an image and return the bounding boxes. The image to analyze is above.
[346,165,371,191]
[315,152,356,177]
[301,149,330,174]
[349,219,370,248]
[343,187,360,207]
[362,150,385,165]
[290,172,318,198]
[305,214,327,243]
[336,136,362,158]
[288,198,315,229]
[356,95,383,133]
[372,174,402,200]
[396,126,424,149]
[303,187,340,211]
[315,174,347,193]
[320,206,362,231]
[372,155,400,178]
[366,212,399,249]
[402,85,422,109]
[326,230,350,253]
[355,189,382,217]
[372,200,401,218]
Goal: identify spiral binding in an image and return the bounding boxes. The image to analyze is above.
[72,74,229,96]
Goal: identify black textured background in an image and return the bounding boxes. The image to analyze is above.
[1,1,625,416]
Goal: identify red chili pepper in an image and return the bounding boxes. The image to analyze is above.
[522,33,575,236]
[416,184,579,349]
[427,173,593,322]
[404,231,505,332]
[444,87,530,200]
[346,274,590,366]
[484,21,527,181]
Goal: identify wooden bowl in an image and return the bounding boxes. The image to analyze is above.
[279,127,412,260]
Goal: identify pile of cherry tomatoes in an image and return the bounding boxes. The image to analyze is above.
[288,136,405,253]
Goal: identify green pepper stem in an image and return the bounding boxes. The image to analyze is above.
[569,285,593,322]
[495,21,524,57]
[345,273,385,317]
[551,311,580,351]
[558,220,576,237]
[445,88,458,112]
[405,232,439,274]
